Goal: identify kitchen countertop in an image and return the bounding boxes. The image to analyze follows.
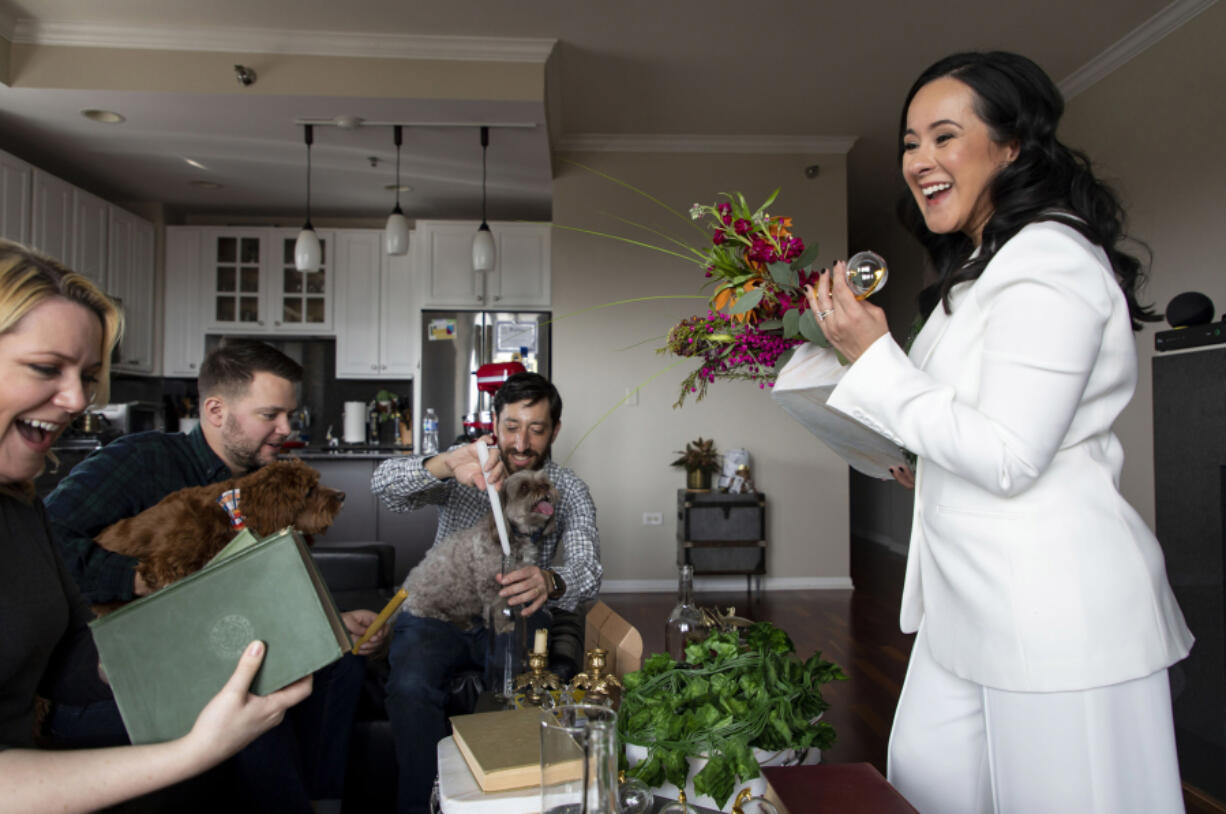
[282,444,415,461]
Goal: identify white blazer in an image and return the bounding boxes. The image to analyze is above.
[828,221,1192,692]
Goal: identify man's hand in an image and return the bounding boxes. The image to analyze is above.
[426,436,506,491]
[133,571,152,597]
[341,609,388,655]
[496,565,549,616]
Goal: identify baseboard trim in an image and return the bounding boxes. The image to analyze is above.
[602,576,854,593]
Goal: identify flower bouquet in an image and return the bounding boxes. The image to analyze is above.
[661,190,834,407]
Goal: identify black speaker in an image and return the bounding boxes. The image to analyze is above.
[1166,291,1215,327]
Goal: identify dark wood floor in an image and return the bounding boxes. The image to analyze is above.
[602,541,1226,813]
[601,539,913,773]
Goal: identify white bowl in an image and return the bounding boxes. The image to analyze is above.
[624,741,820,813]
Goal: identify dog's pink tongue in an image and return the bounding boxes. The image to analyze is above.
[535,500,554,516]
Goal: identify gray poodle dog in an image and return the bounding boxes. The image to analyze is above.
[401,469,559,633]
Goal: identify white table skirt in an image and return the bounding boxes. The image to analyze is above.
[436,735,541,814]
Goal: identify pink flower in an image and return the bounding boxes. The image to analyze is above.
[734,218,752,235]
[713,230,727,245]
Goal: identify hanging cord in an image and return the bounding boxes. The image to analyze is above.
[480,125,489,224]
[303,124,314,229]
[393,124,404,214]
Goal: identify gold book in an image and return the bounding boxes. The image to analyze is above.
[450,708,581,792]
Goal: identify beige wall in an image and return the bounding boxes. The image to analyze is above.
[551,151,852,590]
[1060,1,1226,529]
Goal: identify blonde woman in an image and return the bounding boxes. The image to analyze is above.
[0,240,311,814]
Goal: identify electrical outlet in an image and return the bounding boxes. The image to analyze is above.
[642,512,663,526]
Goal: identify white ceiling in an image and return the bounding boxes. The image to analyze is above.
[0,0,1205,225]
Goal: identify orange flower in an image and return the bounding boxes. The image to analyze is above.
[712,279,765,323]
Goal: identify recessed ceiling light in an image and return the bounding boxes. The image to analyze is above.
[81,109,125,124]
[184,158,208,170]
[189,180,223,190]
[383,184,413,193]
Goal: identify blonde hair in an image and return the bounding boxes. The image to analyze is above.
[0,239,124,498]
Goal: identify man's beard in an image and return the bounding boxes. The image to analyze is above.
[501,441,552,473]
[221,415,276,472]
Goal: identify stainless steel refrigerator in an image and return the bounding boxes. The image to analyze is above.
[418,310,551,447]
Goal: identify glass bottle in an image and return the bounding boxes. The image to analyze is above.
[486,553,528,705]
[421,407,439,455]
[664,564,708,662]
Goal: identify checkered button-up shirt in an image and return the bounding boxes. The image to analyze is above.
[371,453,601,612]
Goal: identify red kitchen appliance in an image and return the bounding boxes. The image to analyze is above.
[475,361,526,394]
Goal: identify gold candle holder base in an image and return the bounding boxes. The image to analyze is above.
[571,647,623,708]
[513,650,561,706]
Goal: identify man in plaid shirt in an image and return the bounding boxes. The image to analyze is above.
[372,372,601,814]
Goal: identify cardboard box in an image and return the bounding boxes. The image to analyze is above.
[584,600,643,678]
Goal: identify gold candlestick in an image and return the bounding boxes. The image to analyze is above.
[571,647,623,708]
[513,650,562,706]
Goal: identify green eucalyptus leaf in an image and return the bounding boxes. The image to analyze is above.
[773,346,797,372]
[727,287,764,315]
[768,262,799,288]
[756,318,783,331]
[798,310,829,346]
[782,308,801,339]
[790,244,820,271]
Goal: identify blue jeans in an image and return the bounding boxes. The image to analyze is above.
[48,654,365,813]
[386,611,551,814]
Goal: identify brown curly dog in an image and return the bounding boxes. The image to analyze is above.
[94,459,345,597]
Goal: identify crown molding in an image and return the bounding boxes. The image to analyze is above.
[9,20,555,62]
[556,133,857,155]
[1059,0,1217,99]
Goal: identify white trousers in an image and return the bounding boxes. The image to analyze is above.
[888,625,1185,814]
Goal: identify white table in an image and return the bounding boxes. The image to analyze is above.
[436,736,540,814]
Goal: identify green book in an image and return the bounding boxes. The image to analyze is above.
[90,528,350,744]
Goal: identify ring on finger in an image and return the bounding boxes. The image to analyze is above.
[816,308,835,321]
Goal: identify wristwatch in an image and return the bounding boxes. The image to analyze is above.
[542,568,566,600]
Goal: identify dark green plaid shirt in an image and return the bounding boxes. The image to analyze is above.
[44,428,231,603]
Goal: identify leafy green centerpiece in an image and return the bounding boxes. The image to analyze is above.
[619,622,846,809]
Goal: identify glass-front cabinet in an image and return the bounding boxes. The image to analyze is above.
[204,228,334,333]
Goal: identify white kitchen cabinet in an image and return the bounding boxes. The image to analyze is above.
[109,206,156,374]
[163,227,206,377]
[73,189,111,289]
[418,220,551,309]
[485,222,550,307]
[29,169,76,267]
[334,229,419,379]
[201,228,334,333]
[0,149,31,245]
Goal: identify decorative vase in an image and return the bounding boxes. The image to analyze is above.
[685,469,711,492]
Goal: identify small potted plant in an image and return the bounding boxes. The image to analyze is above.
[672,436,721,492]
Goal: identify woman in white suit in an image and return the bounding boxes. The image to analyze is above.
[807,52,1193,813]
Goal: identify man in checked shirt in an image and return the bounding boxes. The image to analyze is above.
[371,371,601,814]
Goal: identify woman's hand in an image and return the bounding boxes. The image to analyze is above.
[889,464,916,489]
[182,641,312,764]
[342,609,387,655]
[805,260,890,363]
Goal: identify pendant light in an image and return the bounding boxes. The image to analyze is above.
[472,125,496,273]
[294,124,322,272]
[385,125,410,256]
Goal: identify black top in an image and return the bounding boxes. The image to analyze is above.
[0,493,110,750]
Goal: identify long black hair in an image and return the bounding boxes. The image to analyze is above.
[898,51,1158,329]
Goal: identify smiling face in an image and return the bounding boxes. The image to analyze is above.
[0,298,103,484]
[902,76,1019,247]
[209,371,297,474]
[496,398,560,474]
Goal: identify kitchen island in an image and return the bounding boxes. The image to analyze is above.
[282,445,436,583]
